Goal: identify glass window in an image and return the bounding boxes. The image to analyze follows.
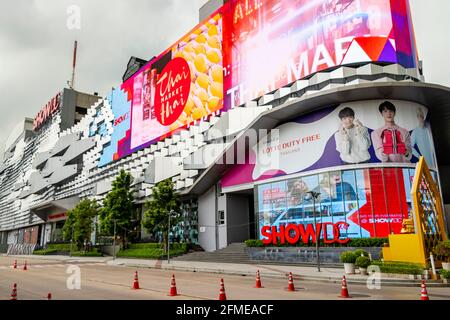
[355,169,371,238]
[318,172,332,220]
[301,175,320,223]
[342,170,360,238]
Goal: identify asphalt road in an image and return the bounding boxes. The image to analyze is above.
[1,256,449,300]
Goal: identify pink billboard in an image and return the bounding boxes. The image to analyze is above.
[222,0,418,108]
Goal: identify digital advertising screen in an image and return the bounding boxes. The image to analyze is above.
[98,0,418,166]
[222,0,418,108]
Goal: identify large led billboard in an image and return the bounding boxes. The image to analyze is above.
[222,0,418,108]
[98,0,418,166]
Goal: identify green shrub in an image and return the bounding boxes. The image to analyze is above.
[356,256,371,268]
[433,241,450,262]
[127,243,163,250]
[354,249,369,258]
[47,243,72,252]
[245,239,264,247]
[340,251,357,263]
[117,243,187,259]
[370,260,424,275]
[33,248,58,255]
[71,249,103,257]
[439,269,450,279]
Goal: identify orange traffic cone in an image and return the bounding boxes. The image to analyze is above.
[286,272,295,291]
[255,270,263,288]
[420,280,429,300]
[23,260,28,271]
[218,278,227,300]
[132,271,140,290]
[10,283,17,300]
[47,293,52,300]
[339,275,351,298]
[13,260,17,269]
[168,274,179,296]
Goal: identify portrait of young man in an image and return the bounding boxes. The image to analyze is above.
[371,101,412,163]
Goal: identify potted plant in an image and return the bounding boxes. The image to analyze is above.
[353,249,369,257]
[433,240,450,270]
[356,256,371,275]
[439,269,450,284]
[340,251,357,274]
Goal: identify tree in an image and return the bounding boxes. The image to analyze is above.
[99,169,135,248]
[142,179,181,253]
[62,199,99,251]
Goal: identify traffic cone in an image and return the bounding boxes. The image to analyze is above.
[339,275,351,298]
[218,278,227,300]
[132,271,140,290]
[420,280,429,300]
[10,283,17,300]
[47,293,52,300]
[23,260,28,271]
[168,274,179,296]
[13,260,17,269]
[286,272,295,291]
[255,270,263,288]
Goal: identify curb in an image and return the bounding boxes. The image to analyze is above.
[107,261,450,288]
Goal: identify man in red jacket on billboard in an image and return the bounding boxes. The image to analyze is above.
[371,101,412,163]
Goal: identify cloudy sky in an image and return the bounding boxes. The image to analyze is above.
[1,0,449,154]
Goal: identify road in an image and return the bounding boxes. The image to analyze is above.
[0,256,449,300]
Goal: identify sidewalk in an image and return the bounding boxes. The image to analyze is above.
[3,253,448,287]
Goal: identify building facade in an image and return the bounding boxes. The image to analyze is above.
[1,0,450,252]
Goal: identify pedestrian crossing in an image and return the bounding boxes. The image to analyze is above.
[0,263,105,270]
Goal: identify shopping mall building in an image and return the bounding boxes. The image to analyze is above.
[1,0,450,252]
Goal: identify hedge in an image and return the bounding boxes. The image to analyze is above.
[439,269,450,279]
[370,260,424,275]
[46,243,72,252]
[117,243,187,259]
[245,238,388,248]
[33,248,58,255]
[71,248,103,257]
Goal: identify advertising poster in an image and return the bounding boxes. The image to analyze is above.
[222,99,437,188]
[222,0,417,108]
[126,13,224,152]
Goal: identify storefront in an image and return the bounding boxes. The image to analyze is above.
[219,99,441,242]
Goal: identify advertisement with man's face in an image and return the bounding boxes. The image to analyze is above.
[221,100,437,188]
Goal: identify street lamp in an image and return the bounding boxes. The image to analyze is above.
[307,191,321,272]
[69,224,75,257]
[167,210,176,264]
[112,219,117,261]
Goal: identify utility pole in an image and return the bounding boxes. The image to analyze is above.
[70,224,75,257]
[70,40,77,89]
[167,211,171,264]
[113,219,117,261]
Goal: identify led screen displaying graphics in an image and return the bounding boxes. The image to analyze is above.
[222,0,418,108]
[98,0,418,166]
[126,13,224,152]
[98,13,224,165]
[256,168,438,239]
[221,100,437,188]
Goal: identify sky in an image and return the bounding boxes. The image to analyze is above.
[0,0,449,155]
